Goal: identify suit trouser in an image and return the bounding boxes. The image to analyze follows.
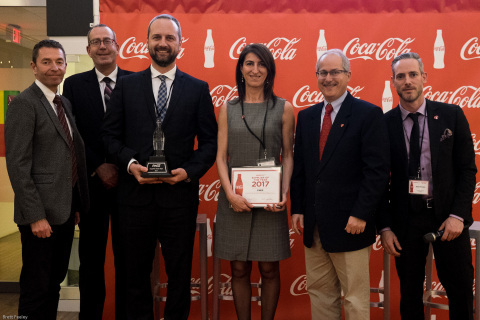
[18,213,75,320]
[304,228,371,320]
[78,175,124,320]
[119,201,197,320]
[395,205,474,320]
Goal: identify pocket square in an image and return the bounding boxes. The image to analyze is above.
[440,128,453,142]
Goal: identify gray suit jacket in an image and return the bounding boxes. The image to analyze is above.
[5,82,89,226]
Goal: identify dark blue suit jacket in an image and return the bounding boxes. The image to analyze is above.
[63,67,133,175]
[102,67,217,208]
[290,92,390,252]
[377,100,476,242]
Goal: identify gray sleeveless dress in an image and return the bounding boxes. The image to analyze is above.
[215,98,291,261]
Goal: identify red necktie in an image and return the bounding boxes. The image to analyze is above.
[319,103,333,160]
[53,95,78,186]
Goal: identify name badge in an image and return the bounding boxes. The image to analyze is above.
[256,157,276,167]
[409,180,429,195]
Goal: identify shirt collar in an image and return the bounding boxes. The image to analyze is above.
[35,79,57,103]
[399,99,427,121]
[150,65,177,81]
[95,66,118,83]
[324,90,348,114]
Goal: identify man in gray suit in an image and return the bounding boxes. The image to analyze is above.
[5,39,89,319]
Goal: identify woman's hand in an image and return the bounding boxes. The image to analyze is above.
[264,193,287,212]
[227,193,254,212]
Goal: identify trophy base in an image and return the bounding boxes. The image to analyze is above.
[141,171,173,178]
[141,157,172,177]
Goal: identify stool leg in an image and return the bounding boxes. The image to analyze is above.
[424,244,434,320]
[152,242,161,320]
[212,223,220,320]
[199,222,208,320]
[384,250,391,320]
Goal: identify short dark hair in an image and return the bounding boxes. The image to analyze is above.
[147,14,182,40]
[87,24,117,43]
[391,52,424,75]
[32,39,66,63]
[235,43,277,105]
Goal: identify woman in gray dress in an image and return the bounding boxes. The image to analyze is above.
[215,43,295,320]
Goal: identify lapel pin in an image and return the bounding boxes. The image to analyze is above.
[434,115,439,120]
[340,124,344,127]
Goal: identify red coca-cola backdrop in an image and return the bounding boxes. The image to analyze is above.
[99,1,480,319]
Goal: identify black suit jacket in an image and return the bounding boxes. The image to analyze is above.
[63,67,133,175]
[102,67,218,208]
[290,92,390,252]
[378,100,477,242]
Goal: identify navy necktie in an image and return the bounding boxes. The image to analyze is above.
[156,75,168,123]
[408,113,420,178]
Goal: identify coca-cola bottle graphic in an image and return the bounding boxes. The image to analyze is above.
[235,174,243,196]
[433,29,445,69]
[316,29,327,61]
[382,80,393,113]
[378,270,384,308]
[204,29,215,68]
[206,218,213,257]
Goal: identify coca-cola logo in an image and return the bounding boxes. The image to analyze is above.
[119,37,188,60]
[461,37,480,60]
[194,275,262,299]
[373,235,383,251]
[292,85,365,109]
[210,85,239,108]
[229,37,300,60]
[191,275,235,296]
[198,179,221,202]
[204,45,214,51]
[472,182,480,205]
[382,97,393,103]
[289,228,296,249]
[423,85,480,108]
[343,37,414,61]
[472,134,480,157]
[424,281,447,299]
[290,275,308,296]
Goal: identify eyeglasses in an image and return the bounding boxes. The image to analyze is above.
[316,69,348,78]
[89,38,116,47]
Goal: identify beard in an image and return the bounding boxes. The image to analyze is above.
[396,86,423,103]
[149,46,178,67]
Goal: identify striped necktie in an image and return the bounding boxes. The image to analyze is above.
[53,95,78,186]
[103,77,113,106]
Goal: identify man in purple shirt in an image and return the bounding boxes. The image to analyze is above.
[378,52,476,320]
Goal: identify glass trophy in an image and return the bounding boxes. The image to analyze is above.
[141,120,172,177]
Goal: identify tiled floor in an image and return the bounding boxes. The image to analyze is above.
[0,293,79,320]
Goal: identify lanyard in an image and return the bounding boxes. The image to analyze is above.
[241,100,269,159]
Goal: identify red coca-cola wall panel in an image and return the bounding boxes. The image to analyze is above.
[99,4,480,320]
[100,0,480,13]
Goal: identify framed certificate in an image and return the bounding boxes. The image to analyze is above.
[231,166,282,208]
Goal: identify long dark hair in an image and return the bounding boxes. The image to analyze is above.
[235,43,276,106]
